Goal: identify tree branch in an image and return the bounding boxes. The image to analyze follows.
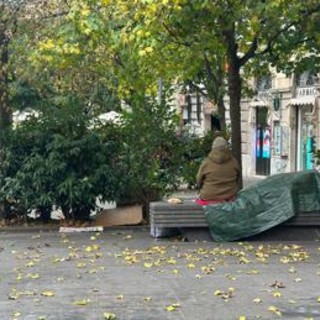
[188,82,207,97]
[162,22,192,47]
[259,3,320,57]
[239,35,258,66]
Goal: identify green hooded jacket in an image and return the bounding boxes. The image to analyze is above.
[196,147,240,200]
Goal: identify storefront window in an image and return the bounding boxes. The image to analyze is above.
[297,105,314,170]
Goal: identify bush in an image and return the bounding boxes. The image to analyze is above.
[0,103,122,220]
[0,92,228,221]
[115,95,183,212]
[178,130,214,189]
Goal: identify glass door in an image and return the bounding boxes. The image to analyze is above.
[256,107,271,175]
[297,105,314,171]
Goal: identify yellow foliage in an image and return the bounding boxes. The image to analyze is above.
[39,39,55,50]
[80,8,90,17]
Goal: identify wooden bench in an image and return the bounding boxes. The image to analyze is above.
[149,200,320,238]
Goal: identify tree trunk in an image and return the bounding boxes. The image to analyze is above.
[227,61,243,189]
[217,95,226,131]
[203,56,226,132]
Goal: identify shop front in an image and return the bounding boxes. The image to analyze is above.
[290,98,317,171]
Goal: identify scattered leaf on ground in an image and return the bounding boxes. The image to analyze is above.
[143,297,152,302]
[253,298,262,304]
[103,312,116,319]
[73,299,90,306]
[273,291,282,298]
[268,306,282,316]
[270,280,285,288]
[41,291,55,297]
[166,303,180,311]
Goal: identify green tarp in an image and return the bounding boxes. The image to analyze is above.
[204,170,320,242]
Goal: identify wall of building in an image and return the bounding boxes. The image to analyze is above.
[175,72,320,178]
[241,72,320,177]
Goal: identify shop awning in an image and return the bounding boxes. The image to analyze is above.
[288,96,316,106]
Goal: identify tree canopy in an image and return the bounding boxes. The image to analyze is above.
[2,0,320,186]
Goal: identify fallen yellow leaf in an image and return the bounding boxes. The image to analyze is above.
[143,297,152,302]
[226,274,236,280]
[27,273,40,279]
[253,297,262,304]
[76,262,86,268]
[268,306,282,316]
[12,312,21,317]
[246,269,259,274]
[73,299,90,306]
[270,280,285,288]
[239,257,251,264]
[273,291,282,298]
[8,293,19,300]
[103,312,116,319]
[167,257,176,264]
[288,266,296,273]
[238,316,246,320]
[41,291,55,297]
[165,303,180,311]
[26,261,35,267]
[16,274,23,281]
[88,269,97,274]
[166,305,176,311]
[201,266,215,274]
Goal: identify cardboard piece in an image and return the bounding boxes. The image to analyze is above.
[94,205,143,227]
[59,226,103,233]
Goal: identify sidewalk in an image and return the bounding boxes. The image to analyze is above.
[0,229,319,320]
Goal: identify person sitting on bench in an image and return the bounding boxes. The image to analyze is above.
[196,136,240,206]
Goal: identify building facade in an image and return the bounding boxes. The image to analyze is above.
[177,71,320,177]
[242,71,320,177]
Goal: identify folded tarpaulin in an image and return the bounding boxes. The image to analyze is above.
[203,170,320,242]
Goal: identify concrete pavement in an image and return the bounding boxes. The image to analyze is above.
[0,228,320,320]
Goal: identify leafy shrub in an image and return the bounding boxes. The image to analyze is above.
[178,130,214,189]
[116,95,183,211]
[0,103,122,220]
[0,91,229,221]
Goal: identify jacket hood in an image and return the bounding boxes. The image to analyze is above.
[208,147,232,164]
